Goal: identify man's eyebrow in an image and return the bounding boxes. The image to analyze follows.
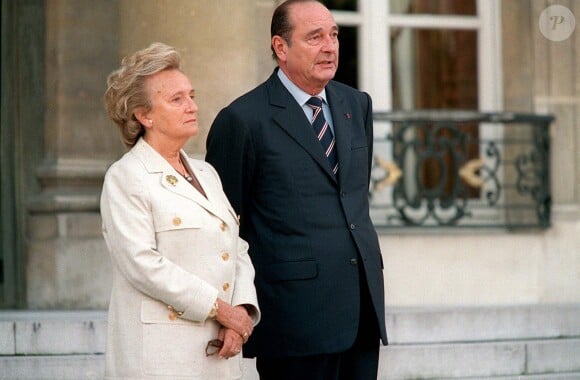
[305,25,339,37]
[306,27,323,37]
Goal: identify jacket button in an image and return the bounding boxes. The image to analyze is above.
[350,258,358,266]
[221,252,230,261]
[167,305,182,320]
[350,223,356,230]
[172,217,182,226]
[222,283,230,291]
[220,222,227,231]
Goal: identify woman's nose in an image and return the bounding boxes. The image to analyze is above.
[187,97,198,112]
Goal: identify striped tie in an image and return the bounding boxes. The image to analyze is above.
[306,96,338,175]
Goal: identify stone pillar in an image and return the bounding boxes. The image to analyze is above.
[26,0,121,308]
[502,0,580,303]
[118,0,275,155]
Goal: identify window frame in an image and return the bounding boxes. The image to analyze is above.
[332,0,502,112]
[331,0,506,226]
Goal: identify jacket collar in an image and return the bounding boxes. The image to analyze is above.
[131,138,231,224]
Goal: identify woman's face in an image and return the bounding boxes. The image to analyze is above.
[142,69,199,143]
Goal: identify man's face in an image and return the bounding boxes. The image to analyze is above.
[277,2,339,95]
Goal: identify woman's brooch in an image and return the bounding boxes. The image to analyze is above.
[166,174,178,186]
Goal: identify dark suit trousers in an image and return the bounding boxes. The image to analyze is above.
[256,265,381,380]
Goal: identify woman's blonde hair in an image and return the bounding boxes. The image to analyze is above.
[104,42,181,147]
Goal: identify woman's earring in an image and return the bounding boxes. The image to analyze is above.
[148,119,153,126]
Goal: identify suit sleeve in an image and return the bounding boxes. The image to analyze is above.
[232,236,261,324]
[206,107,256,227]
[363,92,374,185]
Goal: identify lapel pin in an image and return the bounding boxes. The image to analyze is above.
[166,174,178,186]
[345,113,351,119]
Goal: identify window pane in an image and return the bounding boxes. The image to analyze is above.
[391,27,479,197]
[391,28,478,109]
[321,0,357,11]
[335,26,358,89]
[390,0,476,15]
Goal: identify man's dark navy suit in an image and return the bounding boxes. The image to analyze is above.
[206,69,387,358]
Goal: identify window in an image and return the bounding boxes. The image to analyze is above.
[326,0,506,227]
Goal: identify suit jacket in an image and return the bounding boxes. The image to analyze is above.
[206,69,387,358]
[100,138,260,379]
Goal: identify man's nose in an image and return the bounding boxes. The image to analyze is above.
[322,35,338,51]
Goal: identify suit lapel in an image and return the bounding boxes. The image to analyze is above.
[326,83,353,188]
[268,74,337,181]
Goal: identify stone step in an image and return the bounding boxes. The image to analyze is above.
[1,305,579,379]
[379,339,580,379]
[0,355,104,380]
[1,340,578,380]
[0,311,107,355]
[386,304,580,344]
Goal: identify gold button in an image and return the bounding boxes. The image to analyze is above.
[222,282,230,291]
[221,252,230,261]
[167,305,182,320]
[172,217,182,226]
[220,222,227,231]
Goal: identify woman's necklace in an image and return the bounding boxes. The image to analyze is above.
[178,157,193,182]
[177,156,208,198]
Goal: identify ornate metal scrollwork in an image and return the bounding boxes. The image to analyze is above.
[370,111,553,229]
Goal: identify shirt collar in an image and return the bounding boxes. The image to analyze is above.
[277,68,328,107]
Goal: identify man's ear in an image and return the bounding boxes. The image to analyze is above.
[272,35,287,61]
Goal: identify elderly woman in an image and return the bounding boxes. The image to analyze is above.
[101,42,259,380]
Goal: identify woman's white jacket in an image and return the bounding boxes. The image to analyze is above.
[100,138,260,379]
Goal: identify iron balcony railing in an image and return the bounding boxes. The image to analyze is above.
[370,110,554,229]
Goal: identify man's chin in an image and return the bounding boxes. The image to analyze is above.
[315,69,337,82]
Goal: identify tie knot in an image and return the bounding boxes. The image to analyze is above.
[306,96,323,108]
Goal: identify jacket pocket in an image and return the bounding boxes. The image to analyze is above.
[140,300,204,376]
[263,260,318,283]
[153,211,204,233]
[351,136,368,150]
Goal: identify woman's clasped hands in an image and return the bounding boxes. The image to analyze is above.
[211,300,254,359]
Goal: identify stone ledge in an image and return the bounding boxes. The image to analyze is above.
[386,304,580,344]
[0,311,106,355]
[1,307,579,380]
[2,305,579,351]
[442,373,580,380]
[379,339,580,380]
[0,321,15,355]
[527,339,580,374]
[0,355,104,380]
[379,341,525,379]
